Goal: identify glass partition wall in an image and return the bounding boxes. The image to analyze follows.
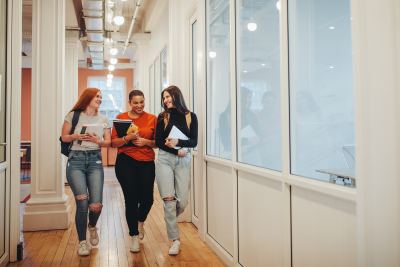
[288,0,355,181]
[205,0,355,184]
[206,0,231,160]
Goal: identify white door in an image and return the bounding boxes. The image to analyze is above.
[0,0,10,266]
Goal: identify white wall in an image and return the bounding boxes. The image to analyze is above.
[148,0,169,63]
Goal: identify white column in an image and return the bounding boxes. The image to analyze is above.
[63,31,79,184]
[137,41,149,112]
[353,0,400,266]
[168,0,182,89]
[23,0,71,231]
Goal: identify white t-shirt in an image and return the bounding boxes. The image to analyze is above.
[65,111,112,151]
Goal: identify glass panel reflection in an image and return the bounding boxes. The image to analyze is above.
[288,0,355,181]
[236,0,282,171]
[161,47,168,89]
[206,0,231,159]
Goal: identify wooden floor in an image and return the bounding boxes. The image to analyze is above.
[8,167,226,267]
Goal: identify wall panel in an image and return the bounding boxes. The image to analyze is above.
[291,186,357,267]
[238,171,285,267]
[207,161,233,255]
[193,154,199,217]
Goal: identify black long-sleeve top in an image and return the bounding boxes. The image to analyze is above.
[155,108,198,155]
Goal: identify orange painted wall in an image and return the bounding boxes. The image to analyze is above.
[21,68,31,141]
[78,68,134,108]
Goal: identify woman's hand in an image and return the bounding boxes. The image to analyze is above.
[132,137,146,147]
[165,138,179,148]
[125,131,139,141]
[86,132,101,144]
[73,132,90,141]
[178,148,189,157]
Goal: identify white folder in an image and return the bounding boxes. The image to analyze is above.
[168,126,188,149]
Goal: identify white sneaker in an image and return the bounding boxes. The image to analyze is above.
[130,235,140,253]
[88,226,99,246]
[138,221,145,240]
[78,241,90,256]
[169,240,181,255]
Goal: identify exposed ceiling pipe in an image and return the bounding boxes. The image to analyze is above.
[123,0,142,54]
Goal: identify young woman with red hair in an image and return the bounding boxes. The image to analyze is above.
[61,88,112,256]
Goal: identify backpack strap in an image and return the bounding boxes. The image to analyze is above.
[163,112,192,134]
[70,111,81,135]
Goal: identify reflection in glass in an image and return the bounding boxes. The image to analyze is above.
[0,0,6,163]
[206,0,231,159]
[236,0,282,170]
[161,47,168,89]
[288,0,355,181]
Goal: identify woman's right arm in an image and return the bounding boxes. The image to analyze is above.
[61,121,88,142]
[111,131,139,148]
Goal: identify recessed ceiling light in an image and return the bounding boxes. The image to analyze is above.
[276,1,281,10]
[209,52,216,58]
[262,64,265,66]
[107,83,112,87]
[244,71,247,73]
[247,23,257,31]
[108,65,115,71]
[110,58,118,65]
[329,27,335,29]
[330,66,333,68]
[107,74,113,79]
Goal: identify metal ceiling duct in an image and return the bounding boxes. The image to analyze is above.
[123,0,142,54]
[82,0,105,69]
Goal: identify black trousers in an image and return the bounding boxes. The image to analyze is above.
[115,153,155,236]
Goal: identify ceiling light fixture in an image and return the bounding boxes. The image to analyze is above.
[330,66,333,68]
[262,63,265,66]
[107,79,112,83]
[276,1,281,10]
[247,23,257,31]
[244,71,247,73]
[107,83,112,87]
[110,58,118,65]
[113,16,124,25]
[209,52,216,58]
[110,48,118,55]
[107,74,113,79]
[108,65,115,71]
[330,27,335,29]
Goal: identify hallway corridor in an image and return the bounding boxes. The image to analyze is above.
[8,168,225,267]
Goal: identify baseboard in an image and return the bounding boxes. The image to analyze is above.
[205,234,234,267]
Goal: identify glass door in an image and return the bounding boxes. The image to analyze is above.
[0,0,7,263]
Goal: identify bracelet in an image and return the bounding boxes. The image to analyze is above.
[122,136,128,145]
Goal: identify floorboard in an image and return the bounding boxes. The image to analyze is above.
[8,167,226,267]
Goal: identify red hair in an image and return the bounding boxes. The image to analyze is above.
[69,88,100,114]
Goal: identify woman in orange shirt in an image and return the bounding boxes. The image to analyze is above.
[111,90,157,253]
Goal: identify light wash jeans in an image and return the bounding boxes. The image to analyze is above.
[66,150,104,241]
[155,149,191,240]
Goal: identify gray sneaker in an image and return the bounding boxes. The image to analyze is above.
[77,241,89,256]
[138,221,145,240]
[88,226,99,246]
[130,235,140,253]
[169,240,181,255]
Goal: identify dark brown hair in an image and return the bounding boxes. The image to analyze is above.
[159,85,190,118]
[129,90,144,101]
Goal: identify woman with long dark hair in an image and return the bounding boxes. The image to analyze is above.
[111,90,158,253]
[155,86,198,255]
[61,88,112,256]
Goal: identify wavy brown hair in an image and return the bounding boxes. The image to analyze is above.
[69,88,100,114]
[159,86,190,120]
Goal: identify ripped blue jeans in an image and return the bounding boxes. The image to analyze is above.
[66,150,104,241]
[155,149,191,240]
